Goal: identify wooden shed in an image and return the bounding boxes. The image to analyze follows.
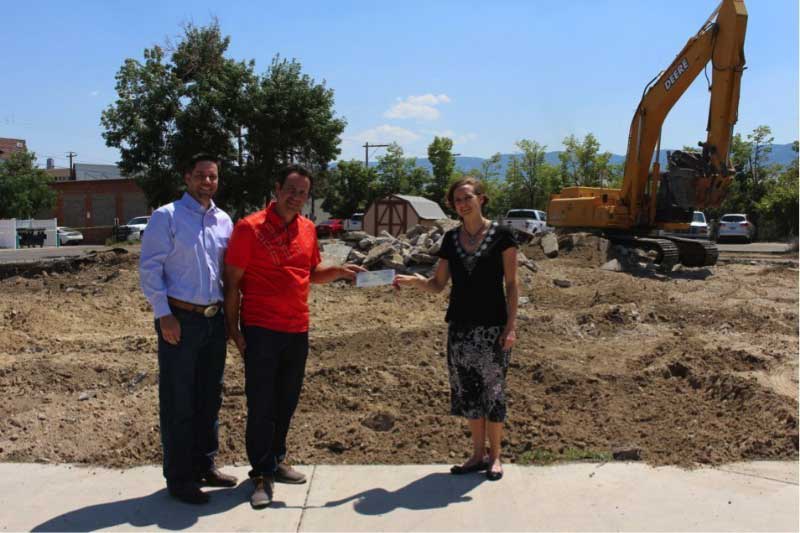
[363,194,447,236]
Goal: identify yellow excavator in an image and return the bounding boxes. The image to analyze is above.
[547,0,747,270]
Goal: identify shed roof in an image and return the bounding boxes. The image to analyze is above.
[392,194,447,220]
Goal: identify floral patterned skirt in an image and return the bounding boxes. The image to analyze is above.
[446,322,512,422]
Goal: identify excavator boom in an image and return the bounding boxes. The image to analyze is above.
[547,0,747,270]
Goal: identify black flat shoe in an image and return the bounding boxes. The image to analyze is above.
[486,468,504,481]
[450,460,489,475]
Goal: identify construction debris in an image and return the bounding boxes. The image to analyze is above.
[541,233,559,258]
[328,221,555,275]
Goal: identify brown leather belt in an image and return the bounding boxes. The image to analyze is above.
[168,297,222,318]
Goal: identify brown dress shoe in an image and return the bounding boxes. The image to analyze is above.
[168,482,210,505]
[275,462,307,484]
[250,476,274,509]
[196,467,238,487]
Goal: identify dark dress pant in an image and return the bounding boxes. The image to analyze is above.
[243,326,309,478]
[156,308,226,486]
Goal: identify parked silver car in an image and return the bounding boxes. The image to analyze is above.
[717,213,756,243]
[57,227,84,246]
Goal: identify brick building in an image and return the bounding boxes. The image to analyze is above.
[0,138,27,161]
[48,178,150,244]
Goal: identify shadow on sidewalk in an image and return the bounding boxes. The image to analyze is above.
[322,472,485,515]
[31,483,264,532]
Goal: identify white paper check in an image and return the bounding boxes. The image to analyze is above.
[356,269,396,288]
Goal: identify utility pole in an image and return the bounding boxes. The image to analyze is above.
[363,142,390,168]
[66,151,77,179]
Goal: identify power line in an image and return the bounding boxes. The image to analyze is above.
[363,142,390,168]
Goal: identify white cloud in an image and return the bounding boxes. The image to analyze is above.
[455,132,478,144]
[351,124,420,144]
[422,129,479,146]
[384,93,451,121]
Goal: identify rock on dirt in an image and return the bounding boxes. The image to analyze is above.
[541,233,559,258]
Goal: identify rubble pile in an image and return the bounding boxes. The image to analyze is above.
[325,219,540,275]
[328,219,457,274]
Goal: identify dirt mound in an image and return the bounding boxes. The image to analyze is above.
[0,246,797,468]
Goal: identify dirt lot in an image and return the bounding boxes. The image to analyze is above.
[0,236,797,469]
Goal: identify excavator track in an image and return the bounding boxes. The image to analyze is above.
[663,236,719,267]
[606,235,680,273]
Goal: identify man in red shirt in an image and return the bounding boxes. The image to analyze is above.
[224,165,364,509]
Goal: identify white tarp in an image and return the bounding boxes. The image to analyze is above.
[0,219,16,249]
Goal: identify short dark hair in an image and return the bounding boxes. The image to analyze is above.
[446,176,488,210]
[277,164,313,190]
[185,153,221,175]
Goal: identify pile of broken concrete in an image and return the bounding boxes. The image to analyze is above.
[322,219,542,275]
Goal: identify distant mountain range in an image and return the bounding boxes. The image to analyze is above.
[382,143,797,179]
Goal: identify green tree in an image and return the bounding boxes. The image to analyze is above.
[246,56,346,213]
[756,140,798,239]
[559,133,613,187]
[426,136,455,207]
[470,152,502,182]
[101,45,183,208]
[0,151,56,219]
[605,163,624,188]
[747,125,775,188]
[102,22,345,216]
[374,143,407,196]
[374,143,430,197]
[506,140,547,208]
[322,160,376,218]
[408,166,432,197]
[715,125,778,230]
[481,178,511,218]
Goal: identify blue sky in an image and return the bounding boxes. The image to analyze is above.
[1,0,797,168]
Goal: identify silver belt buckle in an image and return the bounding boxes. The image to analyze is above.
[203,305,219,318]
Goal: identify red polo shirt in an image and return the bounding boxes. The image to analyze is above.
[225,202,321,333]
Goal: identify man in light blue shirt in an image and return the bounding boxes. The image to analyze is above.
[140,154,236,505]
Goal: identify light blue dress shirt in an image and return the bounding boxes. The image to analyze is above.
[139,193,233,319]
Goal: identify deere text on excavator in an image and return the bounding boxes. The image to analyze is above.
[547,0,747,270]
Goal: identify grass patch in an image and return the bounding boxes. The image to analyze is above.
[517,447,612,465]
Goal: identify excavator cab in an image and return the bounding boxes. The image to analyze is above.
[655,151,706,224]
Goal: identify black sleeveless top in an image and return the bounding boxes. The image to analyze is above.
[436,222,518,327]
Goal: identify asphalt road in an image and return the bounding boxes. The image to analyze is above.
[715,241,793,253]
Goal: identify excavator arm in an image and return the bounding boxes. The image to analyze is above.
[546,0,747,270]
[621,0,747,225]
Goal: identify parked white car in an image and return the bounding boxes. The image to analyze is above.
[123,216,150,241]
[57,227,84,246]
[499,209,553,236]
[343,213,364,232]
[717,213,756,243]
[672,211,710,239]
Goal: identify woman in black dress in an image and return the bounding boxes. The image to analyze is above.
[395,177,518,481]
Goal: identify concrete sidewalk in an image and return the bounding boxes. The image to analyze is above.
[0,462,796,532]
